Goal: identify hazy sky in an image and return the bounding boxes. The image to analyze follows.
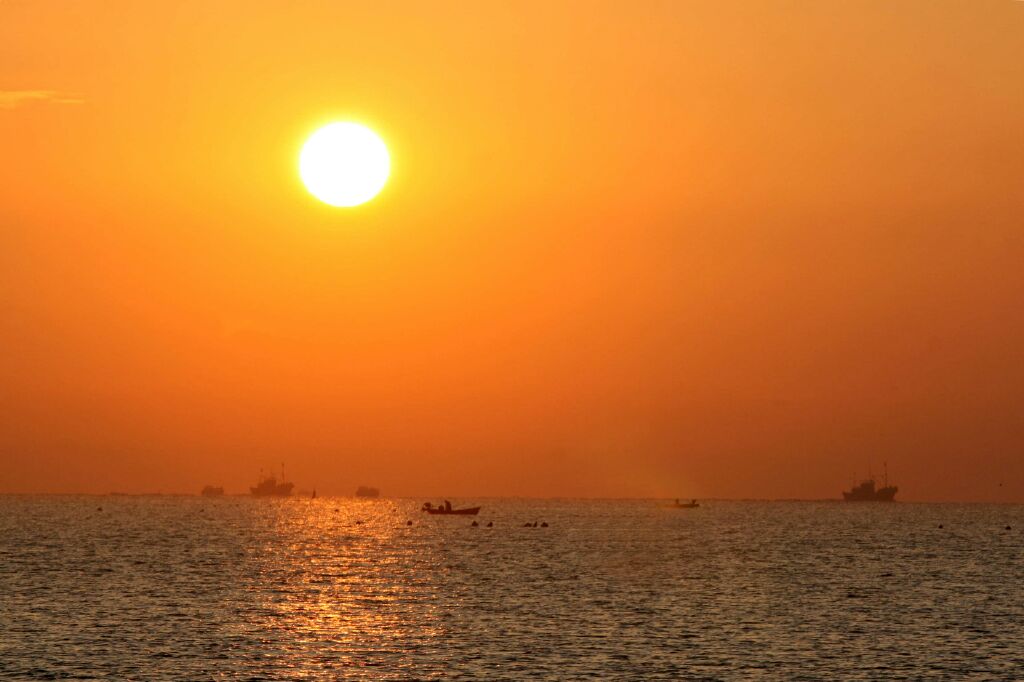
[2,1,1023,500]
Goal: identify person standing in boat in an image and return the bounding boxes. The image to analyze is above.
[444,500,452,512]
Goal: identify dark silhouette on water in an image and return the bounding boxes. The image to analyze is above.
[200,485,224,497]
[843,463,897,502]
[421,501,481,515]
[355,486,380,498]
[666,498,700,509]
[250,464,295,497]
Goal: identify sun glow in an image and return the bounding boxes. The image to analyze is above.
[299,122,390,207]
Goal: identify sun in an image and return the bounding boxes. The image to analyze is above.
[299,122,390,207]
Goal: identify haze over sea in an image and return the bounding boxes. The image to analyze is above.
[2,496,1022,680]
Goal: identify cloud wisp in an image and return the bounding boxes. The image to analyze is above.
[0,90,85,110]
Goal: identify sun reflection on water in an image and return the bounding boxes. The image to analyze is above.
[237,499,452,674]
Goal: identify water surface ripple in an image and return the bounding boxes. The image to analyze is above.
[1,497,1022,679]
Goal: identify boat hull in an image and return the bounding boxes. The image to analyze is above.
[423,507,481,516]
[843,488,897,502]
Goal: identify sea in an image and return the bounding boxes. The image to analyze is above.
[1,496,1022,680]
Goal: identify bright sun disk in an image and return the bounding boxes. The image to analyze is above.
[299,122,390,207]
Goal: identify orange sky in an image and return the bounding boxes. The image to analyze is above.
[2,1,1023,500]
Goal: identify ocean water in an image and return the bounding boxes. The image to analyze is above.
[1,497,1022,680]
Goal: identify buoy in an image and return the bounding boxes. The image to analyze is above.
[97,507,103,512]
[1006,525,1012,531]
[486,521,493,527]
[523,522,531,527]
[938,524,943,529]
[541,522,548,527]
[406,520,413,526]
[471,521,478,527]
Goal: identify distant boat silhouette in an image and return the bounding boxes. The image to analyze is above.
[666,498,700,509]
[422,501,480,515]
[355,486,380,498]
[250,464,294,497]
[200,485,224,497]
[843,463,898,502]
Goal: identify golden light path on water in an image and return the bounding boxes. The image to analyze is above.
[244,502,447,673]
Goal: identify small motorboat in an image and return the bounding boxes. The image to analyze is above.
[422,501,481,516]
[666,499,700,509]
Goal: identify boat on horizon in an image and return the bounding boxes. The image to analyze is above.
[250,465,295,497]
[422,501,480,516]
[666,498,700,509]
[843,463,898,502]
[355,486,380,498]
[200,485,224,497]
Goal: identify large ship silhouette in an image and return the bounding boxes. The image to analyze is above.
[250,465,295,497]
[843,463,898,502]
